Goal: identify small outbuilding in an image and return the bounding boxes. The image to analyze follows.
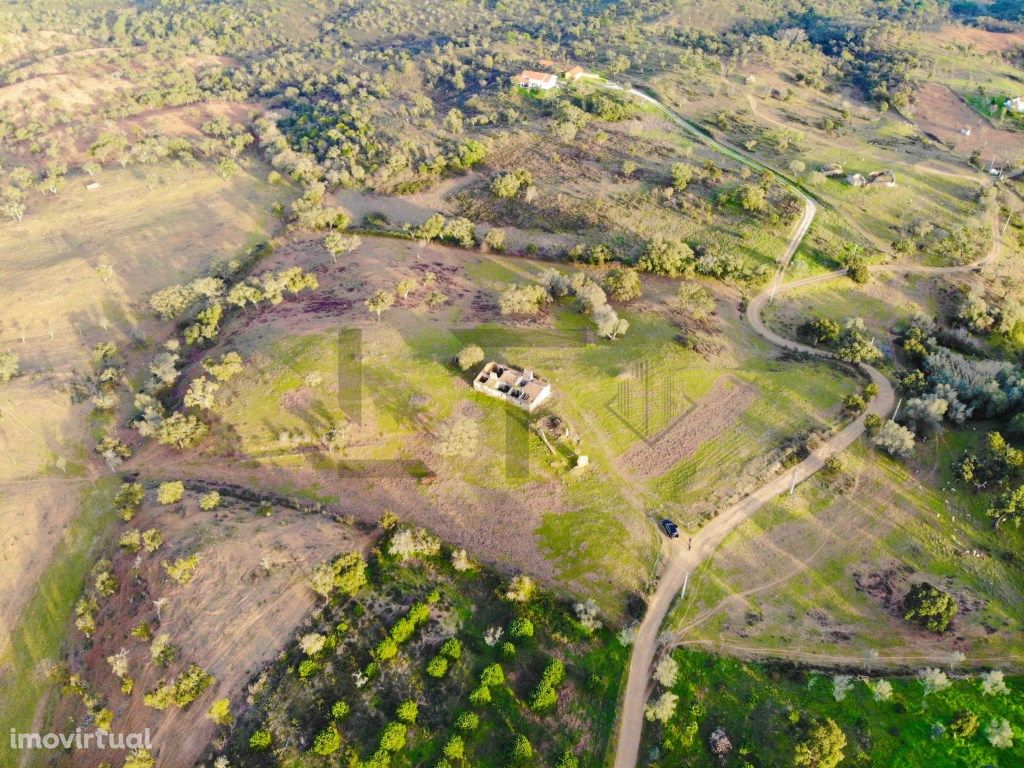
[1005,96,1024,113]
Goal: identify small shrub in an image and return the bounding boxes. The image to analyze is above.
[157,481,185,505]
[118,530,142,553]
[208,698,233,726]
[456,344,485,371]
[396,700,418,724]
[509,617,534,638]
[312,724,341,756]
[530,659,566,711]
[480,663,505,687]
[511,734,533,763]
[114,482,144,520]
[949,710,980,739]
[142,529,163,552]
[903,582,957,633]
[468,685,491,705]
[122,749,154,768]
[874,420,915,458]
[379,722,407,752]
[199,491,221,510]
[440,637,462,659]
[95,708,113,732]
[249,730,272,750]
[455,711,479,731]
[390,617,416,644]
[332,701,350,720]
[503,575,536,602]
[843,393,866,414]
[163,555,200,586]
[426,655,448,678]
[443,735,465,760]
[150,633,176,666]
[0,351,20,383]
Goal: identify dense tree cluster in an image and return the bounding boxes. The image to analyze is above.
[902,582,958,633]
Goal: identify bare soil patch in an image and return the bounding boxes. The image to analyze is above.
[619,374,757,478]
[221,236,503,347]
[332,173,479,224]
[852,563,914,614]
[933,25,1024,54]
[0,71,125,113]
[913,81,1024,166]
[53,488,369,768]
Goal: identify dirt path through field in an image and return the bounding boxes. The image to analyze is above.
[608,76,1002,768]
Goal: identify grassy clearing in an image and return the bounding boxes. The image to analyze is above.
[652,359,859,522]
[645,648,1024,767]
[762,272,945,343]
[0,477,118,764]
[670,436,1024,660]
[207,233,864,606]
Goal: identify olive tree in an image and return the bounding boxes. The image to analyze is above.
[874,420,915,458]
[793,719,846,768]
[366,289,396,321]
[456,344,485,371]
[0,352,19,383]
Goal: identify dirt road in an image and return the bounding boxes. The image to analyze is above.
[609,81,1000,768]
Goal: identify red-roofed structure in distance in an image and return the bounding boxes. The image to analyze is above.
[514,70,558,90]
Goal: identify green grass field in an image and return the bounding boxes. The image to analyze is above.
[210,256,860,604]
[646,648,1024,767]
[0,478,118,766]
[670,436,1024,661]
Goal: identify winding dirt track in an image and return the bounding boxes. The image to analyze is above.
[609,82,999,768]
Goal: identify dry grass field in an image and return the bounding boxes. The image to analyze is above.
[0,161,289,763]
[0,161,286,644]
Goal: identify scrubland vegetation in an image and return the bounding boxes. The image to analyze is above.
[214,522,627,768]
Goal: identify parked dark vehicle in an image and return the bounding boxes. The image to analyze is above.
[660,518,679,538]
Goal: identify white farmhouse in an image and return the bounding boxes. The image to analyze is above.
[514,70,558,90]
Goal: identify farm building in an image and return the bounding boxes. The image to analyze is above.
[473,362,552,412]
[514,70,558,90]
[565,65,586,81]
[1005,96,1024,113]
